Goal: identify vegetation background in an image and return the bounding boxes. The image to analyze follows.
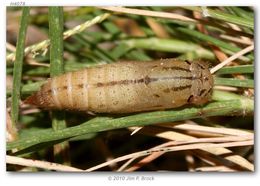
[6,6,254,172]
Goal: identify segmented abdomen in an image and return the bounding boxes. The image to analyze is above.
[24,59,213,113]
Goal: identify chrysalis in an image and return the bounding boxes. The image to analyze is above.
[24,59,213,113]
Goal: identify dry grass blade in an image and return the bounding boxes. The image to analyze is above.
[160,123,253,137]
[99,6,197,23]
[214,86,238,92]
[128,126,254,171]
[226,23,252,44]
[195,166,236,172]
[6,13,110,62]
[6,6,254,172]
[123,150,165,172]
[220,34,253,45]
[26,57,50,67]
[193,11,228,62]
[210,44,254,74]
[121,133,253,171]
[6,42,16,52]
[146,18,170,38]
[86,138,253,172]
[6,112,17,142]
[130,127,143,135]
[6,155,83,172]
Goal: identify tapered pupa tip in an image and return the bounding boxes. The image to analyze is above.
[24,91,54,109]
[23,93,39,106]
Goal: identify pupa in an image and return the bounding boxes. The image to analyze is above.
[24,59,213,113]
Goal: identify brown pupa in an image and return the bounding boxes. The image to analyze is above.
[24,59,213,113]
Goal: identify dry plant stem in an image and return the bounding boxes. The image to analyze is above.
[99,6,197,23]
[196,166,236,172]
[6,43,49,67]
[124,151,164,172]
[26,58,50,67]
[201,20,254,94]
[120,141,175,171]
[6,13,110,62]
[130,127,143,135]
[122,134,253,171]
[214,86,238,92]
[191,149,221,167]
[186,6,253,29]
[220,34,253,45]
[210,44,254,74]
[124,142,237,172]
[117,158,137,171]
[20,108,40,115]
[206,27,254,94]
[6,112,17,142]
[146,18,170,38]
[196,19,253,38]
[193,11,228,62]
[128,126,254,171]
[208,44,227,62]
[62,13,110,39]
[6,155,82,172]
[160,123,253,137]
[227,23,252,44]
[124,139,207,172]
[86,140,253,172]
[185,154,196,172]
[6,42,16,52]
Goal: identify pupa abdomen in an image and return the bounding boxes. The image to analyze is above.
[24,59,213,113]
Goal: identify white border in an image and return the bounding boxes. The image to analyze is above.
[1,1,258,186]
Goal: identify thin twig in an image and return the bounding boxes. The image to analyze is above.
[63,13,110,39]
[6,42,16,52]
[128,126,254,171]
[214,86,238,92]
[196,166,236,172]
[220,34,253,45]
[26,58,50,67]
[121,134,253,172]
[124,151,164,172]
[210,44,254,74]
[130,127,143,135]
[99,6,197,23]
[6,155,83,172]
[6,13,110,62]
[86,140,253,172]
[193,11,228,62]
[160,123,253,137]
[227,22,253,44]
